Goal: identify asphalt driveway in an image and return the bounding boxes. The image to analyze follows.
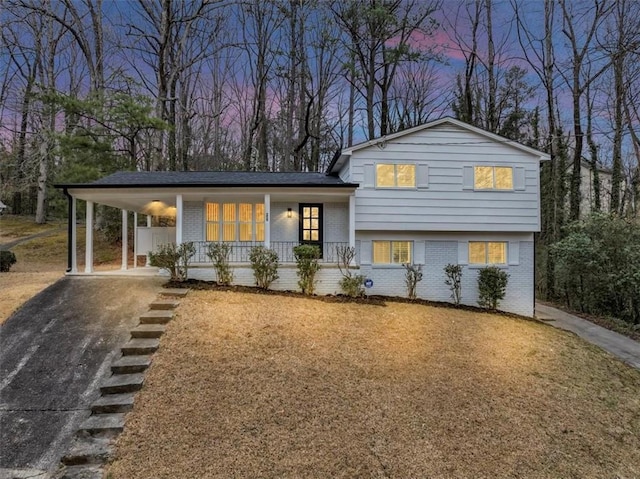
[0,276,162,477]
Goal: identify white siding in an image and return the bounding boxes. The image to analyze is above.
[349,123,542,232]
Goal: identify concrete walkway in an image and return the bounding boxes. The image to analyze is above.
[536,302,640,370]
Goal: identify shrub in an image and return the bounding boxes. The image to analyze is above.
[336,245,364,297]
[249,246,279,289]
[444,263,463,305]
[293,244,320,295]
[0,250,17,272]
[149,242,195,282]
[206,243,234,285]
[477,266,509,310]
[403,263,423,300]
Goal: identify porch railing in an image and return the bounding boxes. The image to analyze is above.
[191,241,348,264]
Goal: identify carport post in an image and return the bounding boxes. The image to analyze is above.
[264,194,270,248]
[133,212,138,268]
[71,196,77,273]
[145,215,151,266]
[85,201,94,273]
[176,194,183,245]
[121,209,128,270]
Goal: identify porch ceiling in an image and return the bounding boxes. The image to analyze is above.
[64,186,354,214]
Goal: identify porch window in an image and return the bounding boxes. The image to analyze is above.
[469,241,507,264]
[205,202,265,242]
[372,241,412,264]
[376,164,415,188]
[474,166,513,190]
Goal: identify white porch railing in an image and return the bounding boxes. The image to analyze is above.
[192,241,348,264]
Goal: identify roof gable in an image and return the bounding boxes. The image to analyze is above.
[328,117,550,174]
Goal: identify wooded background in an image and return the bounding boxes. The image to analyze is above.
[1,0,639,316]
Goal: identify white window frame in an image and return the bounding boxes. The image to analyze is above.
[474,166,513,190]
[375,163,416,188]
[468,241,508,266]
[205,202,265,242]
[372,240,413,265]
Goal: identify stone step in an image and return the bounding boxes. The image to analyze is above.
[139,310,174,325]
[159,288,189,298]
[61,436,113,466]
[121,338,159,356]
[91,393,135,414]
[59,465,105,479]
[78,413,125,437]
[111,355,151,374]
[130,323,166,339]
[149,299,180,310]
[99,373,144,395]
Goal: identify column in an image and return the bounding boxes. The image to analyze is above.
[145,215,152,266]
[264,193,271,248]
[71,196,78,273]
[85,201,94,273]
[175,194,183,245]
[133,212,138,269]
[121,209,128,270]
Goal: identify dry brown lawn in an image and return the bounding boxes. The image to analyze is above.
[107,291,640,479]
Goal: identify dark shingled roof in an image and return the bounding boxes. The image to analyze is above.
[56,171,357,189]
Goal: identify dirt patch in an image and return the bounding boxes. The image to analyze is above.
[107,291,640,478]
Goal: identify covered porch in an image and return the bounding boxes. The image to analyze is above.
[59,185,357,275]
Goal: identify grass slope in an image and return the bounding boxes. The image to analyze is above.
[107,291,640,478]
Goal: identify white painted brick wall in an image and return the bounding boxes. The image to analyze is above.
[183,202,203,242]
[188,264,343,295]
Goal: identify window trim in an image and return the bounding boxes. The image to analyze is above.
[299,203,323,256]
[468,241,508,266]
[204,202,265,242]
[375,163,417,189]
[372,240,413,265]
[474,165,514,191]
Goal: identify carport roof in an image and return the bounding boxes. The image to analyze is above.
[55,171,358,189]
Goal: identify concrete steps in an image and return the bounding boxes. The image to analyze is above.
[131,323,166,338]
[91,392,135,414]
[149,299,180,310]
[121,338,159,356]
[159,288,189,298]
[59,289,188,474]
[99,373,144,395]
[61,436,114,466]
[78,413,125,437]
[139,310,174,325]
[111,354,151,374]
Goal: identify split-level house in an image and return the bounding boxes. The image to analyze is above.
[57,117,549,316]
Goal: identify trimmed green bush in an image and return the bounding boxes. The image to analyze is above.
[403,263,423,300]
[0,250,17,272]
[249,246,279,289]
[206,243,234,285]
[477,266,509,310]
[294,244,321,295]
[444,263,463,305]
[149,242,195,282]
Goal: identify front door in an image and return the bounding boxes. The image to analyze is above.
[299,203,323,256]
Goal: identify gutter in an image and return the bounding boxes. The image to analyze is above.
[54,182,359,189]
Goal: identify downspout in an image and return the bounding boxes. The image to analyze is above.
[63,188,72,273]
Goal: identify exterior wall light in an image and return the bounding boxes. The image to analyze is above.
[287,208,292,218]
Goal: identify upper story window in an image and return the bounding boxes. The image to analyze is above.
[206,202,264,242]
[469,241,507,265]
[372,240,412,264]
[475,166,513,190]
[376,164,415,188]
